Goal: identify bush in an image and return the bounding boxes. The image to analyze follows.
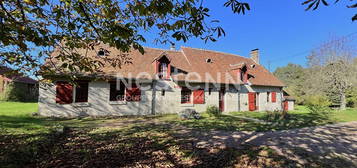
[178,109,201,120]
[0,83,37,102]
[265,110,287,121]
[206,105,220,117]
[305,95,331,107]
[305,95,331,116]
[346,87,357,108]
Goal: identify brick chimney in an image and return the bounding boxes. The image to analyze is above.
[250,49,259,64]
[170,44,176,51]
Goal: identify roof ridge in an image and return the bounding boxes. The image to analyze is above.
[143,46,181,53]
[180,46,249,59]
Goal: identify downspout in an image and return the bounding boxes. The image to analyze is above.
[151,80,157,115]
[238,84,241,112]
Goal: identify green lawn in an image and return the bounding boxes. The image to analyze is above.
[230,105,357,123]
[0,101,299,167]
[1,102,356,167]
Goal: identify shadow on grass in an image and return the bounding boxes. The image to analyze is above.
[1,118,355,167]
[161,112,335,132]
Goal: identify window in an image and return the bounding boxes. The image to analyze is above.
[56,81,73,104]
[75,81,88,102]
[156,56,170,79]
[109,81,125,101]
[267,92,270,102]
[97,50,105,56]
[271,92,277,103]
[240,70,244,82]
[193,89,205,104]
[159,63,167,79]
[181,87,191,104]
[126,83,141,101]
[239,66,248,83]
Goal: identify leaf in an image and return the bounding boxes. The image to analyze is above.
[321,0,329,6]
[347,3,357,8]
[244,3,250,10]
[305,0,317,11]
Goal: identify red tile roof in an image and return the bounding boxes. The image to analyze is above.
[46,45,284,87]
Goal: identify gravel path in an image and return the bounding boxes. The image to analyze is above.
[98,119,357,166]
[191,121,357,165]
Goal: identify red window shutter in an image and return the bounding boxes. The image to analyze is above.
[56,81,73,104]
[248,92,256,111]
[126,84,141,101]
[167,63,171,79]
[154,60,159,74]
[193,89,205,104]
[272,92,277,102]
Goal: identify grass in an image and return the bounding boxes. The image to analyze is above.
[231,105,357,123]
[1,102,356,167]
[0,102,299,167]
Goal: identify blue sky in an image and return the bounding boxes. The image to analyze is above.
[142,0,357,72]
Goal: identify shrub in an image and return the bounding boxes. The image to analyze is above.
[0,83,37,102]
[266,110,286,121]
[206,105,220,117]
[346,87,357,108]
[178,109,201,120]
[305,95,331,107]
[305,95,331,116]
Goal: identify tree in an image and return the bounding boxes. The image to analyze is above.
[0,0,251,76]
[302,0,356,21]
[0,0,355,77]
[306,36,356,110]
[273,63,306,104]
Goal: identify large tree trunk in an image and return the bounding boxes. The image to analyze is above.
[340,92,346,110]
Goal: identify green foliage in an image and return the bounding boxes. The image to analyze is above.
[302,0,356,21]
[265,110,287,121]
[206,105,221,117]
[273,63,306,104]
[1,0,354,77]
[346,87,357,108]
[305,95,331,107]
[0,0,250,76]
[305,95,331,116]
[0,83,37,102]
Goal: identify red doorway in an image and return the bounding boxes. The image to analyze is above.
[283,101,289,111]
[219,89,225,112]
[248,92,256,111]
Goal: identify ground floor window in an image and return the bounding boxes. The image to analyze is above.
[109,81,125,101]
[75,81,89,103]
[109,82,141,102]
[181,87,191,104]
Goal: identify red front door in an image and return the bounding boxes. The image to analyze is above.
[248,92,256,111]
[219,89,225,112]
[284,101,289,111]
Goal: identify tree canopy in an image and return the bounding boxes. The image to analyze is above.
[274,36,357,109]
[0,0,355,77]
